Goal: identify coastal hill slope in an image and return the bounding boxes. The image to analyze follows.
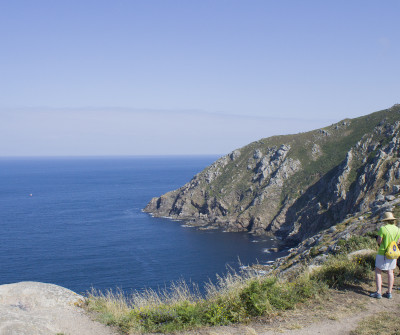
[144,104,400,244]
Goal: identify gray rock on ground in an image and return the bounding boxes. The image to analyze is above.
[0,281,116,335]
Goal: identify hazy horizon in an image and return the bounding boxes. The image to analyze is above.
[1,1,399,156]
[1,106,339,156]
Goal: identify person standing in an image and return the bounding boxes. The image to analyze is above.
[370,211,400,299]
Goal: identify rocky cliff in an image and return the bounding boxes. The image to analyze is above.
[144,104,400,245]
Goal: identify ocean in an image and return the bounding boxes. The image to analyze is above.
[0,156,283,295]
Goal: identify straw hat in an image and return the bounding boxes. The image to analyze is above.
[381,212,397,221]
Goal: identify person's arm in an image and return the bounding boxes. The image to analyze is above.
[377,227,384,246]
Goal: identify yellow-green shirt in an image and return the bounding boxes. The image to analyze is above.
[377,224,400,256]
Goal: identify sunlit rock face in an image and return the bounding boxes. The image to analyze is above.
[145,105,400,244]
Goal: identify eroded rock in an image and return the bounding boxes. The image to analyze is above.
[0,282,116,335]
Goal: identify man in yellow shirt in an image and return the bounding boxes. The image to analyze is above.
[370,212,400,299]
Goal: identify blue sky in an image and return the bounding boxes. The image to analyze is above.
[0,1,399,156]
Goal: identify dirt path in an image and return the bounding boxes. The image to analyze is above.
[181,279,400,335]
[257,291,399,335]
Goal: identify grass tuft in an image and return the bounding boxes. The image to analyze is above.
[85,268,326,333]
[335,236,377,255]
[311,253,375,288]
[85,249,377,333]
[350,310,400,335]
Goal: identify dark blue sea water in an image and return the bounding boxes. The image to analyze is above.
[0,156,283,295]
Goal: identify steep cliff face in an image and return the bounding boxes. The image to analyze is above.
[144,105,400,244]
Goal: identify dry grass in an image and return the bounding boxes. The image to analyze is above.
[86,288,131,321]
[350,308,400,335]
[88,278,202,311]
[85,266,324,333]
[85,253,377,334]
[204,267,262,300]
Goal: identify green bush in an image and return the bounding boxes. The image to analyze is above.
[203,301,232,325]
[239,278,274,316]
[309,246,320,258]
[291,274,325,300]
[86,272,326,333]
[336,236,377,254]
[312,253,375,288]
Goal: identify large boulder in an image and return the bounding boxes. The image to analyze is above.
[0,282,116,335]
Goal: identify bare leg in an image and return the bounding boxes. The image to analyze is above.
[375,267,382,294]
[387,269,394,293]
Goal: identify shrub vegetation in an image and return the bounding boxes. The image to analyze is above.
[335,236,377,255]
[311,253,375,288]
[85,248,377,334]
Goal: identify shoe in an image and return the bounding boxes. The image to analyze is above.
[370,292,382,299]
[383,292,392,299]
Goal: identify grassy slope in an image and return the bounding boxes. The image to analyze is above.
[207,106,400,200]
[85,238,378,334]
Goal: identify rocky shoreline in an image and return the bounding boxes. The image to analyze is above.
[144,105,400,246]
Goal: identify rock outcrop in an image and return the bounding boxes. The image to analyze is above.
[144,104,400,244]
[0,282,116,335]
